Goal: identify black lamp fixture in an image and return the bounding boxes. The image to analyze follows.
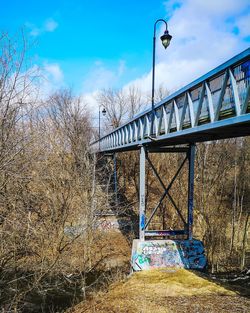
[99,106,107,150]
[160,30,172,49]
[101,108,107,116]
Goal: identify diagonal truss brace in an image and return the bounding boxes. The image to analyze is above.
[139,145,196,240]
[144,154,188,229]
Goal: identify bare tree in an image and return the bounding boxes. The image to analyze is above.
[96,88,127,129]
[127,85,143,119]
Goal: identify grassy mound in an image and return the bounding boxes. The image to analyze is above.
[68,268,248,313]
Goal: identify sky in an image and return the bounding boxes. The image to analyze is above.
[1,0,250,113]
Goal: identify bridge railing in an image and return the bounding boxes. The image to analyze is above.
[91,48,250,153]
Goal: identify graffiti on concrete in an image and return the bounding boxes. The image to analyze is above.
[179,240,206,268]
[97,217,132,232]
[99,220,114,230]
[64,217,132,236]
[131,239,206,271]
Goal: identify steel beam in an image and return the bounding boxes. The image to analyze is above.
[147,147,189,153]
[145,230,187,237]
[139,146,146,240]
[187,144,195,239]
[113,153,118,205]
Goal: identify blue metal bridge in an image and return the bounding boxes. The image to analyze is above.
[92,48,250,153]
[91,48,250,247]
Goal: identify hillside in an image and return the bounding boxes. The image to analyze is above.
[68,269,250,313]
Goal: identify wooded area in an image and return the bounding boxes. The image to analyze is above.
[0,31,249,312]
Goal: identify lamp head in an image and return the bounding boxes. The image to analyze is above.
[160,30,172,49]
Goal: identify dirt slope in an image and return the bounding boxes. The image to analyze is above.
[68,269,250,313]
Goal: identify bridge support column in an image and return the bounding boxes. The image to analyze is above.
[187,144,195,240]
[139,146,146,240]
[113,153,118,205]
[131,144,207,271]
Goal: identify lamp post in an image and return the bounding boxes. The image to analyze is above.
[150,19,172,137]
[99,106,107,150]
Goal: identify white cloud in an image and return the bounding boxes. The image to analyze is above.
[83,67,115,92]
[30,28,40,37]
[38,62,64,97]
[237,13,250,38]
[27,18,58,37]
[82,59,126,93]
[84,91,99,111]
[82,0,250,117]
[44,19,58,32]
[81,59,128,118]
[164,0,249,20]
[125,0,250,99]
[118,60,126,76]
[44,63,64,83]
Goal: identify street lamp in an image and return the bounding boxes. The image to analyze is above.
[150,19,172,137]
[99,106,106,150]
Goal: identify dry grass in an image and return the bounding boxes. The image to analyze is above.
[68,269,243,313]
[124,269,235,297]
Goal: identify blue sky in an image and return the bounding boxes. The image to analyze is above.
[1,0,250,109]
[1,0,169,91]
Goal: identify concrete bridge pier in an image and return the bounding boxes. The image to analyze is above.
[132,143,206,271]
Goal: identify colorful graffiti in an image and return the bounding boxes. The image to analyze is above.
[97,218,132,232]
[131,239,206,271]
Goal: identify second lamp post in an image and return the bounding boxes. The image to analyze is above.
[99,106,106,150]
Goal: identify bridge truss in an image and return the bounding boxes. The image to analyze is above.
[91,48,250,241]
